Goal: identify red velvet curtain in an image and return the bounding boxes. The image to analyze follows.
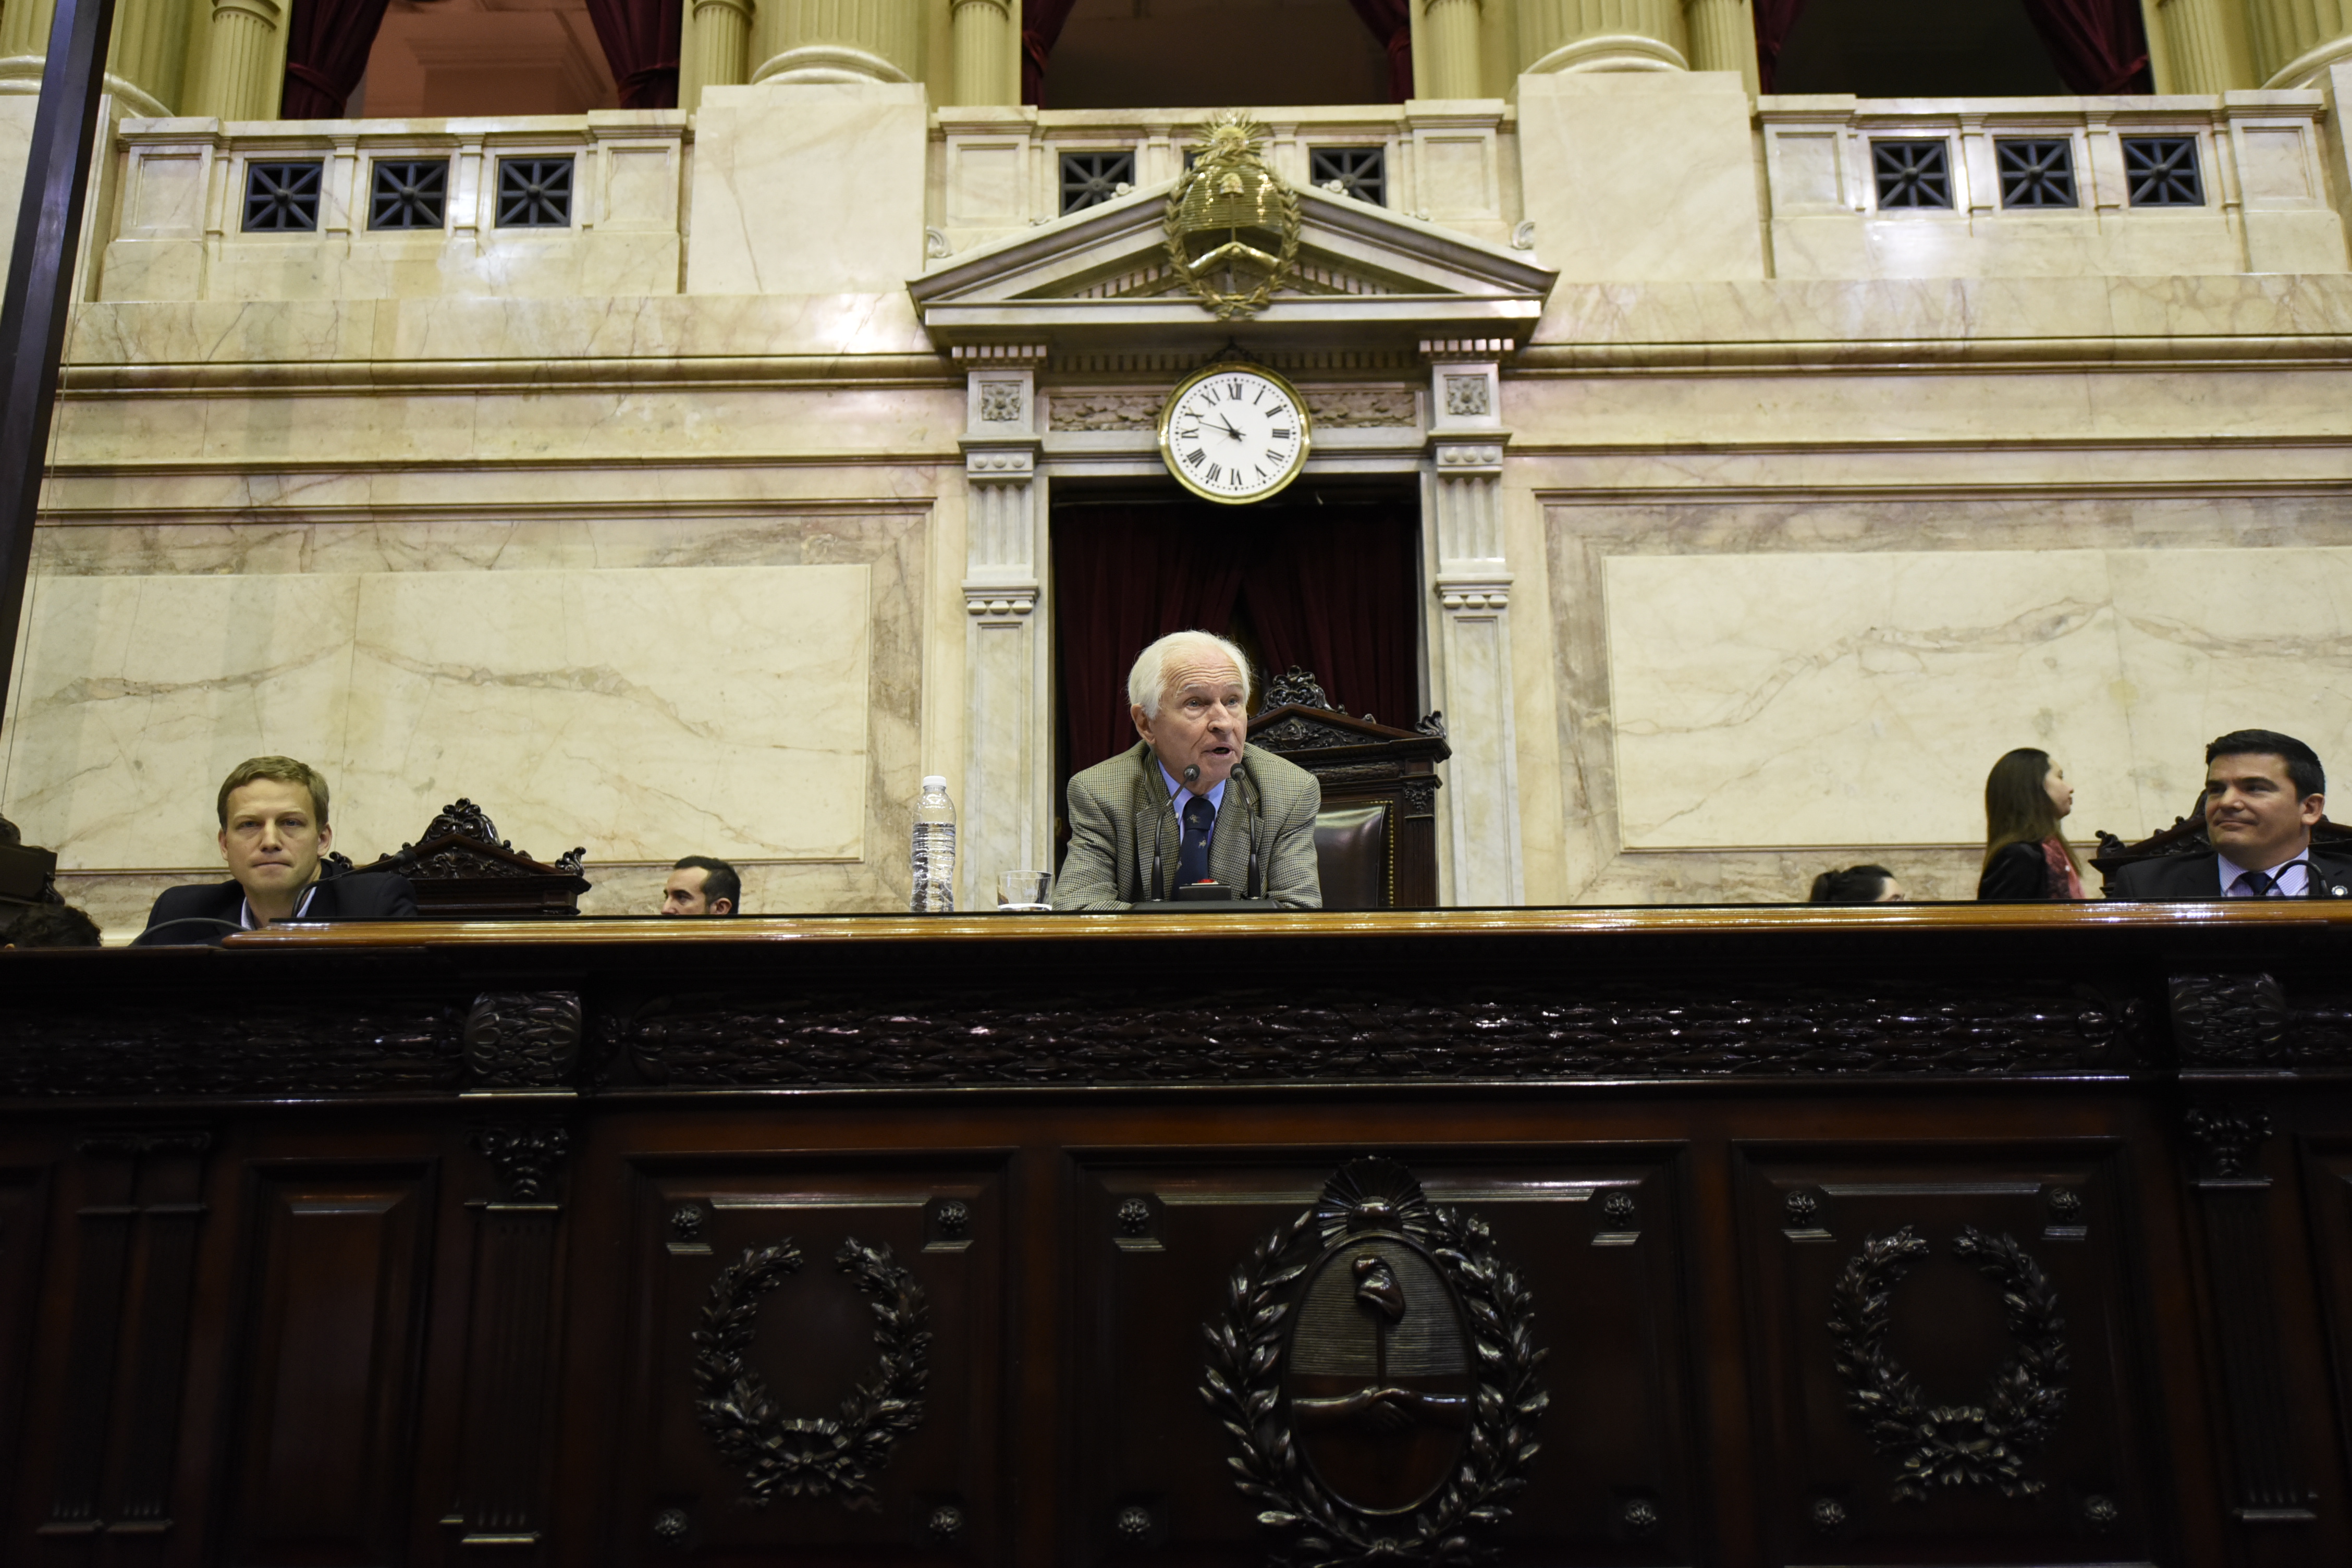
[1021,0,1086,107]
[1344,0,1414,103]
[2018,0,2152,93]
[1751,0,1807,92]
[1052,502,1420,777]
[585,0,682,108]
[280,0,395,118]
[1055,507,1248,774]
[1238,511,1418,728]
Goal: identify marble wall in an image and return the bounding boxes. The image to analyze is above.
[2,513,928,934]
[1544,496,2352,903]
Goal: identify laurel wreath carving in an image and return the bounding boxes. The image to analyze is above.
[1200,1167,1547,1566]
[690,1236,930,1510]
[1828,1225,2068,1503]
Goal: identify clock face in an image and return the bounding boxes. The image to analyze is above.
[1157,364,1312,505]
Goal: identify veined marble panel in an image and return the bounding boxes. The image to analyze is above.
[3,514,928,919]
[1545,497,2352,904]
[1603,545,2352,852]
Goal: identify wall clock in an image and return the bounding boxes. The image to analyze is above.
[1155,360,1312,505]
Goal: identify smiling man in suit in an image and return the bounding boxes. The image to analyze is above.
[1058,630,1322,910]
[2108,730,2352,901]
[140,757,418,943]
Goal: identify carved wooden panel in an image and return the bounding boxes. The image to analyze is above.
[603,1156,1007,1564]
[1071,1151,1693,1565]
[0,1162,52,1544]
[2296,1136,2352,1512]
[221,1163,438,1567]
[1737,1145,2161,1565]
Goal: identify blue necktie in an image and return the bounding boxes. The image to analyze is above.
[1176,795,1215,887]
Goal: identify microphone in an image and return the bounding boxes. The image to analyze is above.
[1182,764,1200,785]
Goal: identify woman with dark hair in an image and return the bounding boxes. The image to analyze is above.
[1977,748,2086,901]
[1808,864,1904,903]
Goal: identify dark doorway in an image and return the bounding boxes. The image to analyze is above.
[1049,483,1422,830]
[1773,0,2071,97]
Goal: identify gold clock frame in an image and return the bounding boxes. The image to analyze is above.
[1155,360,1314,506]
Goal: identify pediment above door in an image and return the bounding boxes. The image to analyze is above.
[909,181,1555,358]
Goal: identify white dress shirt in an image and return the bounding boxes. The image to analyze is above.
[2217,852,2308,898]
[239,880,321,929]
[1158,763,1227,850]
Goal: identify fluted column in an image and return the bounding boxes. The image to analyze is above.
[193,0,284,120]
[1517,0,1687,74]
[2247,0,2352,85]
[751,0,920,85]
[1417,0,1484,97]
[0,0,56,96]
[683,0,754,110]
[948,0,1014,104]
[1684,0,1757,92]
[2155,0,2259,90]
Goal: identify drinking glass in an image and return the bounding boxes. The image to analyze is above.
[997,870,1052,912]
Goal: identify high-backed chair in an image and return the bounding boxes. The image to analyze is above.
[352,800,591,918]
[1247,668,1451,910]
[2091,804,2352,895]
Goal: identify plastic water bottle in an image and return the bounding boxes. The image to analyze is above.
[910,775,956,912]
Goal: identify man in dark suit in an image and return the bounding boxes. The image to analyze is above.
[2107,729,2352,901]
[140,756,417,943]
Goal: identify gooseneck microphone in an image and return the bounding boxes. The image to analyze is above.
[1182,764,1200,785]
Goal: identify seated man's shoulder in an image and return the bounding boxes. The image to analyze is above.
[325,869,418,917]
[2108,851,2216,899]
[1069,745,1146,800]
[146,879,237,926]
[1246,746,1321,804]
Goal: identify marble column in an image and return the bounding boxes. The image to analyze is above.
[193,0,284,121]
[2155,0,2260,92]
[1517,0,1688,74]
[1417,0,1484,97]
[0,0,183,115]
[2247,0,2352,85]
[1684,0,1758,93]
[957,345,1050,909]
[1421,340,1523,907]
[948,0,1015,105]
[683,0,755,112]
[751,0,921,85]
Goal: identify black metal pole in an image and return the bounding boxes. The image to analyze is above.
[0,0,115,851]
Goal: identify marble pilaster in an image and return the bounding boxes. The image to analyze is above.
[957,344,1049,907]
[1422,339,1522,906]
[0,0,188,115]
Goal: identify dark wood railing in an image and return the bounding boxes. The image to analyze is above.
[2,904,2348,1565]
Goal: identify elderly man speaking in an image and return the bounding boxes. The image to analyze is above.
[1059,630,1323,910]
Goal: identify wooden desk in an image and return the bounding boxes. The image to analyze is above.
[1,906,2348,1566]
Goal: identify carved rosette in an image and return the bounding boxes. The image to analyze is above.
[463,991,583,1088]
[1828,1226,2068,1503]
[691,1238,930,1511]
[1200,1157,1547,1564]
[473,1125,570,1202]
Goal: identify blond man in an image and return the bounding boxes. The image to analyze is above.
[139,757,417,944]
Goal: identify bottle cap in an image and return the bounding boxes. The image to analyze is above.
[922,775,947,789]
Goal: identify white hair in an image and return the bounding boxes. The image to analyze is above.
[1128,630,1254,717]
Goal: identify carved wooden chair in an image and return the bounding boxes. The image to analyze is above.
[351,800,592,918]
[2091,804,2352,895]
[1247,668,1451,910]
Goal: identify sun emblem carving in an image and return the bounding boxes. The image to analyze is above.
[1165,110,1303,320]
